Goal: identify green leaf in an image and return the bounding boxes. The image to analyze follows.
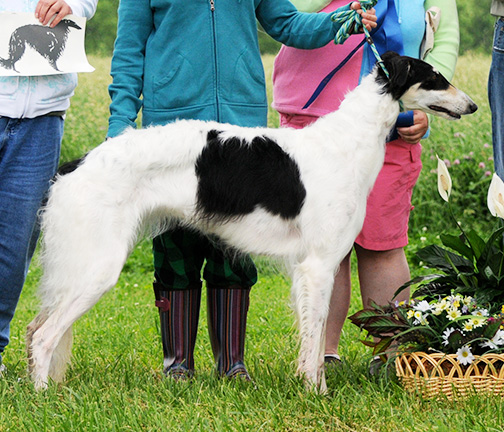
[416,245,473,273]
[365,317,408,336]
[372,337,393,357]
[440,233,474,261]
[476,226,504,278]
[465,229,486,260]
[348,309,384,326]
[447,329,464,349]
[483,320,502,339]
[393,274,442,299]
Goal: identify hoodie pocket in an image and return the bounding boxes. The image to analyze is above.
[228,48,266,104]
[151,53,201,109]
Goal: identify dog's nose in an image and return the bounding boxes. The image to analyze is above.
[469,102,478,114]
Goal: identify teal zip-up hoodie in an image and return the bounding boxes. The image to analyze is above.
[107,0,353,137]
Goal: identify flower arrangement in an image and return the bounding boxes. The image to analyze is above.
[350,156,504,366]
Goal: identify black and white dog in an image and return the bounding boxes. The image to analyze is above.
[27,52,477,391]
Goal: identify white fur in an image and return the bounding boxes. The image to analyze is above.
[26,57,476,391]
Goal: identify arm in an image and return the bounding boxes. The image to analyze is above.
[36,0,97,26]
[289,0,333,13]
[256,1,375,49]
[398,0,459,143]
[107,0,153,138]
[423,0,459,81]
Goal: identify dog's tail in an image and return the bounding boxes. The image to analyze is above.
[57,157,86,177]
[0,30,27,72]
[0,57,14,70]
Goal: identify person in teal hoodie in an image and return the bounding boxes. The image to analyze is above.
[107,0,376,381]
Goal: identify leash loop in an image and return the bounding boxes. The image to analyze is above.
[330,0,390,78]
[304,0,405,110]
[331,0,377,45]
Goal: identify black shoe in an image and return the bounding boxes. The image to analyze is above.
[324,354,342,366]
[165,363,194,381]
[224,361,251,381]
[369,355,387,376]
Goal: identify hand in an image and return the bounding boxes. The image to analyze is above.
[350,2,377,31]
[35,0,73,27]
[397,111,429,144]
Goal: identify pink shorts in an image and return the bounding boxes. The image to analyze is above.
[280,113,422,251]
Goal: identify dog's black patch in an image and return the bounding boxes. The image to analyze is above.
[378,51,450,100]
[195,130,306,221]
[57,157,85,176]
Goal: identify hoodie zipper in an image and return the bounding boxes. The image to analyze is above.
[209,0,220,120]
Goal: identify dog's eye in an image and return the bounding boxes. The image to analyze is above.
[420,74,449,91]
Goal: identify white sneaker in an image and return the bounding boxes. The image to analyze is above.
[0,363,6,377]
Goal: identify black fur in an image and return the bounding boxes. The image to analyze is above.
[0,19,81,72]
[57,157,85,176]
[195,130,306,221]
[378,51,450,100]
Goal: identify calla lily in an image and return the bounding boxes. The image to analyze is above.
[436,155,452,202]
[487,173,504,219]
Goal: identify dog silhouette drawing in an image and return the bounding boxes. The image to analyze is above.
[0,19,81,73]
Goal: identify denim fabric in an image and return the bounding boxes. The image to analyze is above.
[489,17,504,178]
[0,116,63,362]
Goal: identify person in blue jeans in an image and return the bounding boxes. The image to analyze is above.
[489,0,504,179]
[0,0,98,375]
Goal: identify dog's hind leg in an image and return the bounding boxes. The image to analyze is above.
[29,254,127,390]
[5,32,26,72]
[291,253,337,393]
[27,311,73,384]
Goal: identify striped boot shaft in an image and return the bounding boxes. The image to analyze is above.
[154,282,201,378]
[207,284,251,379]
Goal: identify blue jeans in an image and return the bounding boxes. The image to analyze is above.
[0,115,63,363]
[489,17,504,178]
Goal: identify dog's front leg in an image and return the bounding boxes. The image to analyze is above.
[291,254,335,393]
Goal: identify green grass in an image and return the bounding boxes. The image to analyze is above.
[2,54,504,432]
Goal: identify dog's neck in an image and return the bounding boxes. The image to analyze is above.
[311,70,401,151]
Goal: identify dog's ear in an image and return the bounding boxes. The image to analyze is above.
[380,51,412,100]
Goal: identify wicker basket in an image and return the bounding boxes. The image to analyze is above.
[395,352,504,399]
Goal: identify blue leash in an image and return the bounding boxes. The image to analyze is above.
[303,0,391,109]
[302,38,365,110]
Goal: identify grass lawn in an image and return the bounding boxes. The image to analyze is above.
[1,53,504,431]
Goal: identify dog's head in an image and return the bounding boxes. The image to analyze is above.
[378,51,477,120]
[58,19,82,31]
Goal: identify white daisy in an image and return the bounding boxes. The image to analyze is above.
[456,346,475,365]
[413,300,432,312]
[442,327,455,346]
[492,329,504,346]
[470,317,486,328]
[480,340,498,350]
[463,321,474,332]
[447,308,461,321]
[475,309,489,317]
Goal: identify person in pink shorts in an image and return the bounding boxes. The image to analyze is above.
[272,0,459,366]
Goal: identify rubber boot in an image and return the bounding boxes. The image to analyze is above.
[206,284,251,380]
[154,282,201,380]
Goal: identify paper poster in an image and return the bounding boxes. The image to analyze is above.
[0,12,94,76]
